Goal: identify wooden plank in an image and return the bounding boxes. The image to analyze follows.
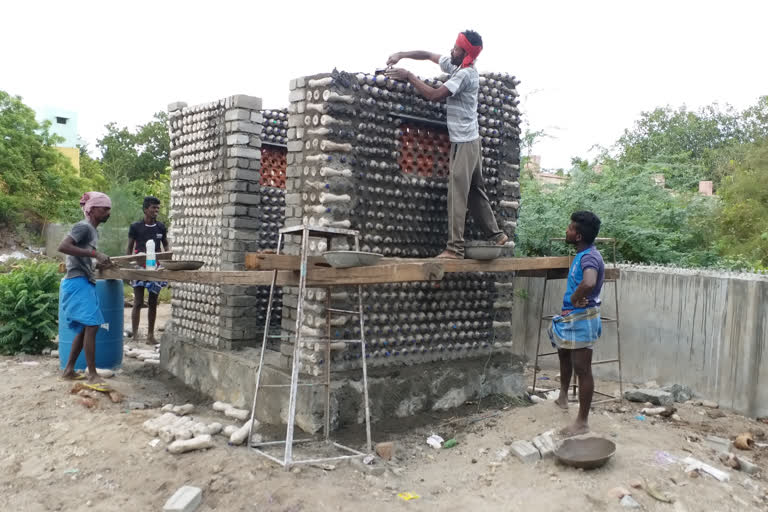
[98,262,445,287]
[245,253,574,273]
[245,253,328,270]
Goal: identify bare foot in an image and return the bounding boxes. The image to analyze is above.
[86,372,104,384]
[554,394,569,410]
[559,421,590,437]
[436,250,462,259]
[145,336,158,346]
[61,370,83,380]
[493,233,509,246]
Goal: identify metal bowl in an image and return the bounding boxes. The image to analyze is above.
[162,260,204,271]
[464,244,503,260]
[322,251,382,269]
[554,436,616,469]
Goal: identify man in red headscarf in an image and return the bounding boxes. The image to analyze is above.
[58,192,113,382]
[386,30,507,259]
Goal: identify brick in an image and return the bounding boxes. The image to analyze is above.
[230,193,260,205]
[285,193,301,205]
[221,317,259,329]
[287,141,303,152]
[532,433,556,458]
[248,160,261,170]
[229,147,261,160]
[289,78,297,90]
[163,485,202,512]
[510,440,540,463]
[250,112,264,124]
[231,94,262,110]
[287,128,296,140]
[295,77,306,88]
[287,103,297,114]
[286,165,300,178]
[221,240,246,251]
[226,133,250,145]
[289,89,306,102]
[286,152,295,164]
[248,136,262,148]
[296,101,306,114]
[219,306,245,318]
[225,109,251,121]
[247,183,261,193]
[248,207,262,217]
[296,127,304,139]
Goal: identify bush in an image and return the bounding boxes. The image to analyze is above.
[0,262,60,355]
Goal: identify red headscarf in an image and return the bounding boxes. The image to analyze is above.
[456,33,482,68]
[79,191,112,219]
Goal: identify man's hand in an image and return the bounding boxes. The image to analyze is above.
[385,68,411,82]
[570,294,588,308]
[94,252,112,269]
[386,52,402,66]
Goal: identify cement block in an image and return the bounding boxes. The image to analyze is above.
[532,433,556,458]
[287,141,303,152]
[510,440,540,463]
[163,485,202,512]
[248,136,262,148]
[250,112,264,124]
[229,121,262,134]
[231,94,262,110]
[167,101,188,112]
[705,435,732,453]
[222,205,248,217]
[226,134,250,145]
[624,388,673,406]
[289,78,297,90]
[295,76,306,88]
[225,109,251,122]
[289,89,306,102]
[222,180,248,192]
[229,147,261,160]
[230,193,260,206]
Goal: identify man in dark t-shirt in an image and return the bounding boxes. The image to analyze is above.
[126,196,170,345]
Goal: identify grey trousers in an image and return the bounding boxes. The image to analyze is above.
[446,138,503,256]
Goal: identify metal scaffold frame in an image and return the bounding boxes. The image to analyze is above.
[247,225,372,469]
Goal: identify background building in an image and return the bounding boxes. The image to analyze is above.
[38,107,80,171]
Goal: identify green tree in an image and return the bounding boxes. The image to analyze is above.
[98,112,170,182]
[614,98,768,188]
[0,90,89,223]
[717,141,768,267]
[516,160,720,267]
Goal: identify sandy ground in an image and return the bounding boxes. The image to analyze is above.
[1,304,767,511]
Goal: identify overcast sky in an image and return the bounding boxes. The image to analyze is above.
[3,0,766,169]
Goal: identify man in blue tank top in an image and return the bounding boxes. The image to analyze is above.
[548,211,605,436]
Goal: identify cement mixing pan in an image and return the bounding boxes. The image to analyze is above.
[554,436,616,469]
[323,251,382,268]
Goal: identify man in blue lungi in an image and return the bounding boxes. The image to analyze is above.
[549,211,605,436]
[58,192,113,382]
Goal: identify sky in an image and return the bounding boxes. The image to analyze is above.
[2,0,767,169]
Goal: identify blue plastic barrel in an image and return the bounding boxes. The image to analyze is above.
[58,279,124,370]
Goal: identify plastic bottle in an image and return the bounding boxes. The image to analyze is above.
[146,239,157,270]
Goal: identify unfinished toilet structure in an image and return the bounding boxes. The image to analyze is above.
[161,68,524,432]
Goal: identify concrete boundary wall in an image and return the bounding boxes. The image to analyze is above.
[510,266,768,417]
